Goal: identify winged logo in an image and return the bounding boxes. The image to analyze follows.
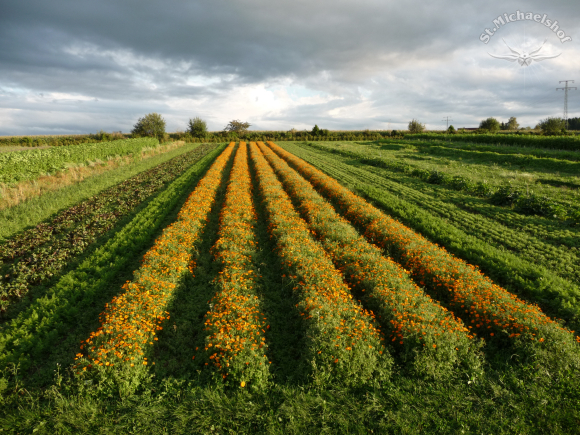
[488,38,561,66]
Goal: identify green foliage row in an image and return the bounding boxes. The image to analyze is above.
[0,138,159,185]
[168,130,392,143]
[0,145,226,382]
[406,133,580,150]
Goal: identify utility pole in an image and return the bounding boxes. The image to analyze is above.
[557,80,577,129]
[442,116,453,129]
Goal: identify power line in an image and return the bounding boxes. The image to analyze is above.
[442,116,453,129]
[557,80,577,129]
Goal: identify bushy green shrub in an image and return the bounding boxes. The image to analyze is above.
[490,184,522,206]
[187,117,208,137]
[538,117,566,136]
[408,119,425,134]
[131,113,166,141]
[479,117,500,132]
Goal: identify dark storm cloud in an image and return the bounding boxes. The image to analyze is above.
[1,0,579,134]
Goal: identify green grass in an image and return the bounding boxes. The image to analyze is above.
[405,132,580,151]
[0,143,226,242]
[308,140,580,212]
[1,141,580,434]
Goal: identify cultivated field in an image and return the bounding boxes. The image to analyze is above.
[1,139,579,434]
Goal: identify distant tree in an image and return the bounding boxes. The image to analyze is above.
[538,117,566,135]
[408,119,425,133]
[187,117,207,137]
[311,125,321,136]
[224,120,251,134]
[567,117,580,130]
[507,117,519,130]
[501,117,519,130]
[132,113,166,141]
[479,117,500,132]
[447,125,456,134]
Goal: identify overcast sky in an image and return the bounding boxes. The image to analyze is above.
[1,0,579,135]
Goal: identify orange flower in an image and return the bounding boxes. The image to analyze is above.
[75,143,236,371]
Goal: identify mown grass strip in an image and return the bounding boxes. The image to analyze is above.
[267,141,580,371]
[0,144,228,379]
[73,143,236,373]
[249,142,392,387]
[200,142,270,389]
[302,141,580,223]
[0,144,218,317]
[256,141,481,378]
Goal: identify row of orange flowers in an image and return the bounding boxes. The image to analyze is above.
[256,141,481,378]
[249,142,392,386]
[265,141,580,357]
[201,142,270,389]
[74,143,236,372]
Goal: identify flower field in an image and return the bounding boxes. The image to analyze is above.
[2,139,580,433]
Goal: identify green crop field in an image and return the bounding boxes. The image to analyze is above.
[1,139,579,434]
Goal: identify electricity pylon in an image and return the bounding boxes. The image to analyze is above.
[557,80,577,129]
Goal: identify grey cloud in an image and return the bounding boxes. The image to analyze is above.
[1,0,579,134]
